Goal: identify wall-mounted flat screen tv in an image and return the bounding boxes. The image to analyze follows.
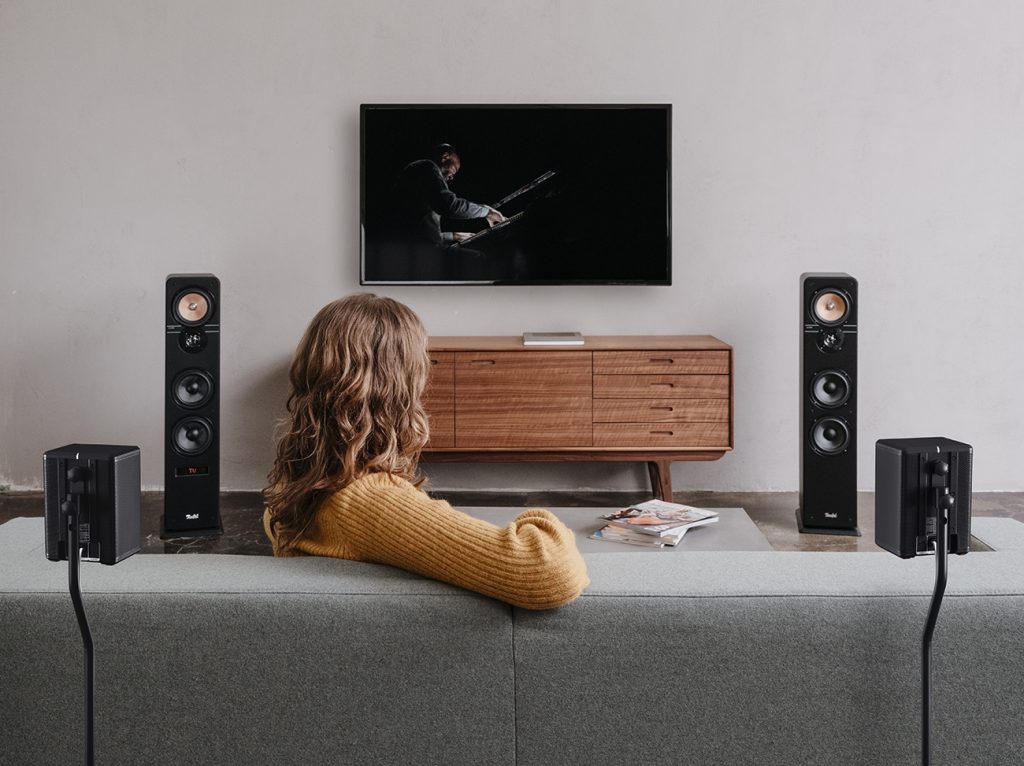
[360,104,671,285]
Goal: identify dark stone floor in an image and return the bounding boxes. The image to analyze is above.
[3,489,1022,556]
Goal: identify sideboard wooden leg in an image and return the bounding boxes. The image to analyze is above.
[647,460,674,501]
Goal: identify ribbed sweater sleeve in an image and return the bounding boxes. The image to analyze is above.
[267,473,589,610]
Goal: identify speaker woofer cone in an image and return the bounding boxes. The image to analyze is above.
[172,369,214,409]
[810,370,851,408]
[173,288,214,326]
[810,289,850,326]
[811,417,850,455]
[172,417,213,456]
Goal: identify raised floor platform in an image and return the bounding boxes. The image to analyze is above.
[466,506,772,552]
[1,490,1021,555]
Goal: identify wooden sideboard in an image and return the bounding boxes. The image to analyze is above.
[421,336,733,500]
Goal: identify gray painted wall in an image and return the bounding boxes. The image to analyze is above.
[2,1,1022,492]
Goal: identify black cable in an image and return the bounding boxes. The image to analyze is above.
[68,494,95,766]
[921,503,948,766]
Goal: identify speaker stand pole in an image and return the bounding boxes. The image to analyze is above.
[66,493,95,766]
[921,493,952,766]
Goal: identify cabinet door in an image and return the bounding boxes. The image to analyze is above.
[423,352,454,448]
[455,351,593,448]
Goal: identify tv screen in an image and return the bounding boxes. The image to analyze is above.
[360,104,671,285]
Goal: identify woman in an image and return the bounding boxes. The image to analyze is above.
[263,293,588,610]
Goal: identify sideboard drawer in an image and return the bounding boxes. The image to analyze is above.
[456,351,591,396]
[593,350,730,375]
[594,374,729,399]
[593,422,730,448]
[593,398,729,424]
[454,350,593,448]
[457,395,593,448]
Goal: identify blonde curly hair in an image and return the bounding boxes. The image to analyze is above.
[263,293,431,551]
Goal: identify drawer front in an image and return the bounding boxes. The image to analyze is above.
[593,350,730,375]
[593,398,729,424]
[594,374,729,399]
[424,352,455,448]
[457,395,592,448]
[456,351,592,397]
[455,352,592,448]
[593,423,730,448]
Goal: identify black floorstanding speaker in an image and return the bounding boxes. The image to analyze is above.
[163,274,222,537]
[797,273,860,536]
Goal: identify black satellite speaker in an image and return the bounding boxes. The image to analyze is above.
[876,438,972,558]
[875,438,972,765]
[797,273,860,535]
[44,444,141,565]
[163,274,222,537]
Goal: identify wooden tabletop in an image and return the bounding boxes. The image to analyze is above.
[428,335,731,351]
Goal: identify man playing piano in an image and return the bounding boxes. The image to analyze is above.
[392,143,506,248]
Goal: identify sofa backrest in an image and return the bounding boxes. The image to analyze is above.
[0,518,515,765]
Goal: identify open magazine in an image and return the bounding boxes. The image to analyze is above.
[599,499,720,537]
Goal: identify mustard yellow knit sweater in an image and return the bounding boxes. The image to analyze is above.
[263,473,589,610]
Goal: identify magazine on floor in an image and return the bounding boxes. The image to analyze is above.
[599,499,720,537]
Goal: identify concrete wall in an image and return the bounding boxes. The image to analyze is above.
[2,1,1022,492]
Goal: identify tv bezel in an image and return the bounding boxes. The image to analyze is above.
[359,103,672,287]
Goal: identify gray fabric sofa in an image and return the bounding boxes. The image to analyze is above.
[3,516,1024,765]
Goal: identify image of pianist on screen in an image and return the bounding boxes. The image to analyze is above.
[394,143,506,244]
[373,144,508,281]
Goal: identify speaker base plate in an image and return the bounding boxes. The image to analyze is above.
[159,518,224,540]
[795,509,862,537]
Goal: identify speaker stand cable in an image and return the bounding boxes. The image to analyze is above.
[921,486,954,766]
[65,474,95,766]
